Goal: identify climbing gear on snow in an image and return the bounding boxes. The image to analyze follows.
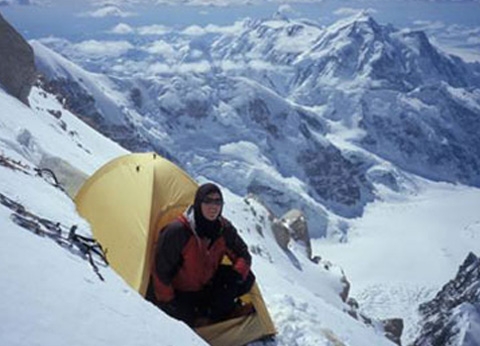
[0,192,108,281]
[34,167,65,191]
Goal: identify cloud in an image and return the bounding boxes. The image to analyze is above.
[182,25,206,36]
[155,0,236,6]
[439,24,480,39]
[90,0,146,5]
[80,5,137,18]
[418,23,480,63]
[37,36,71,47]
[424,23,480,48]
[153,0,324,5]
[108,23,135,34]
[177,61,211,74]
[334,7,377,17]
[137,24,170,36]
[146,61,212,75]
[276,4,299,17]
[107,23,171,36]
[248,59,276,71]
[466,36,480,44]
[220,60,245,71]
[412,20,445,31]
[219,59,280,72]
[147,62,172,75]
[72,40,134,58]
[181,21,244,36]
[142,40,177,60]
[0,0,45,6]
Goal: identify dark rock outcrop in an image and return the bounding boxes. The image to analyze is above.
[281,209,312,258]
[0,13,36,105]
[382,318,403,346]
[412,252,480,346]
[271,219,290,251]
[271,209,312,258]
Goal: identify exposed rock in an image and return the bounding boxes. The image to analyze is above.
[297,143,374,217]
[347,297,359,310]
[281,209,312,258]
[412,252,480,346]
[381,318,403,346]
[41,77,103,124]
[130,87,142,109]
[270,208,314,258]
[0,13,36,105]
[339,274,350,303]
[311,255,321,264]
[246,98,279,138]
[271,219,290,250]
[38,77,171,158]
[344,297,403,345]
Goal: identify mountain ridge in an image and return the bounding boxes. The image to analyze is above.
[32,13,480,238]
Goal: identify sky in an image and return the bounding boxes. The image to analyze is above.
[2,0,480,62]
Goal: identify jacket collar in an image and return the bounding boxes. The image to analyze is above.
[183,206,198,236]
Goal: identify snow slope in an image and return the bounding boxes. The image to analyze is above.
[315,180,480,344]
[0,87,395,345]
[0,88,204,346]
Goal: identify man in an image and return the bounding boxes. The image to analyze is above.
[147,183,255,327]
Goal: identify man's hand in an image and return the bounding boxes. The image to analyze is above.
[233,258,250,281]
[232,269,245,284]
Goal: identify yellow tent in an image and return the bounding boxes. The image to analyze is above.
[74,152,276,346]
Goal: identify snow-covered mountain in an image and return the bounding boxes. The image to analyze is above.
[33,12,480,238]
[32,37,375,237]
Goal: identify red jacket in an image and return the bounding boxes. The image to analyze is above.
[151,209,251,303]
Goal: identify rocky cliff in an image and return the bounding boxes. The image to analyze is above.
[0,13,36,105]
[412,252,480,346]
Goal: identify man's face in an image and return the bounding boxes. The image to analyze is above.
[201,192,223,221]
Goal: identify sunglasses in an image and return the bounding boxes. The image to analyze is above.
[202,197,224,206]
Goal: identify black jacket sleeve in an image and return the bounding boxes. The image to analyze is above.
[155,220,190,285]
[222,218,252,267]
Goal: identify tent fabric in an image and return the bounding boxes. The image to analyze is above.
[75,152,197,295]
[196,284,276,346]
[74,152,276,346]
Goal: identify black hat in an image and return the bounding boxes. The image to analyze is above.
[193,183,223,239]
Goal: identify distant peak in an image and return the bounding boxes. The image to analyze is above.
[326,11,388,39]
[461,252,479,271]
[335,10,379,29]
[351,9,374,21]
